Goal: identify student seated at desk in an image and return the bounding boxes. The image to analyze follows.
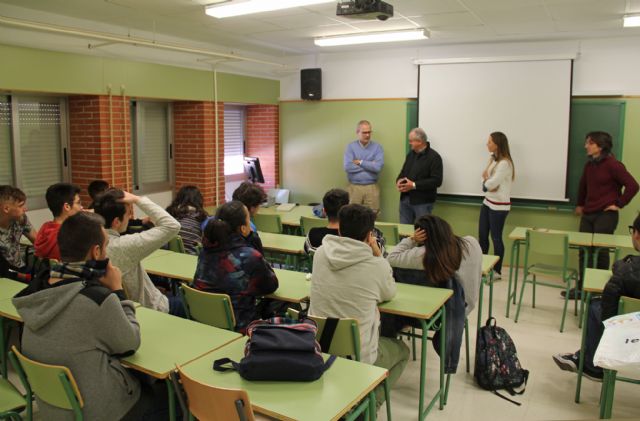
[34,183,83,261]
[0,185,37,277]
[13,212,170,420]
[309,204,408,407]
[304,188,349,254]
[166,185,209,255]
[193,200,278,333]
[88,179,154,234]
[553,214,640,382]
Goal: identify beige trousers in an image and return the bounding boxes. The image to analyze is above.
[348,183,380,215]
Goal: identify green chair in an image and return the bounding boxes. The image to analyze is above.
[252,214,282,234]
[0,377,26,421]
[599,296,640,419]
[287,309,391,421]
[514,230,578,332]
[375,223,400,246]
[9,346,84,421]
[180,284,236,331]
[300,216,327,236]
[167,236,186,254]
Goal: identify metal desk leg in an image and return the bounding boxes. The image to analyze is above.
[166,377,177,421]
[477,276,484,331]
[488,271,494,319]
[417,309,444,421]
[506,240,522,318]
[575,291,591,403]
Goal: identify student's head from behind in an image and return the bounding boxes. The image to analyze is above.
[630,213,640,252]
[93,188,131,233]
[408,127,428,153]
[88,180,109,201]
[415,214,466,285]
[167,185,208,221]
[585,131,612,158]
[204,200,250,248]
[0,185,27,221]
[58,212,108,262]
[323,189,350,222]
[45,183,82,219]
[338,204,376,242]
[232,182,266,216]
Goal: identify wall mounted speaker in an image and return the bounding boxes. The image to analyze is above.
[301,68,322,100]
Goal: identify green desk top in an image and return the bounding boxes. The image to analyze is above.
[257,231,306,254]
[258,205,314,227]
[0,278,25,321]
[271,269,310,303]
[508,226,593,246]
[122,307,241,379]
[378,283,452,319]
[584,268,612,293]
[181,339,387,421]
[481,255,500,276]
[592,233,634,249]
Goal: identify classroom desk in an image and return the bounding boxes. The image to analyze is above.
[591,234,634,266]
[0,278,25,378]
[574,268,611,404]
[506,227,593,318]
[143,250,311,303]
[122,306,242,420]
[477,255,500,330]
[257,231,307,270]
[181,339,387,421]
[378,283,452,421]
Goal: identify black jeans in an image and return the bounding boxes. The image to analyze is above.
[478,204,509,274]
[578,210,619,287]
[578,298,604,374]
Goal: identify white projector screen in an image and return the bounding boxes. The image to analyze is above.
[418,59,572,201]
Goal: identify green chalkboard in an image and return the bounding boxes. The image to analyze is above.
[566,100,625,206]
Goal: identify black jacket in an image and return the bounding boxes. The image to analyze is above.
[602,254,640,320]
[397,143,443,205]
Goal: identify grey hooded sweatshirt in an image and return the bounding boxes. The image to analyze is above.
[13,279,141,421]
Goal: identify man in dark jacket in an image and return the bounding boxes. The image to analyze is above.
[553,213,640,381]
[396,127,443,224]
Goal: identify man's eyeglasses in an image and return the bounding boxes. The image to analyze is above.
[630,225,637,235]
[360,131,372,135]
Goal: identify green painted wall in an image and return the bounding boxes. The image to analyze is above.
[280,98,640,263]
[0,44,279,104]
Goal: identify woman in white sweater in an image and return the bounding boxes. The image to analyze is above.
[479,131,515,277]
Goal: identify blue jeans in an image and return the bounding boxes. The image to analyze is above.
[478,204,509,274]
[578,298,604,374]
[399,196,433,224]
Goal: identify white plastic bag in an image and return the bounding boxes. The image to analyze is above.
[593,312,640,378]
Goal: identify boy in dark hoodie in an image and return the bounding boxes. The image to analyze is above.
[34,183,83,260]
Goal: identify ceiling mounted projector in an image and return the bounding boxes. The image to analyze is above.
[336,0,394,21]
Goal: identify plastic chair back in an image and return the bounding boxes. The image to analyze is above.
[0,377,26,420]
[525,229,569,258]
[10,346,84,412]
[252,214,282,234]
[176,365,255,421]
[287,309,361,361]
[619,296,640,314]
[180,284,236,330]
[375,223,400,246]
[167,236,186,254]
[300,216,327,235]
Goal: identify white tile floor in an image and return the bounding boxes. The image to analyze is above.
[378,272,639,421]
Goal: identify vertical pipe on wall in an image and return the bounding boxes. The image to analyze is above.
[214,69,219,205]
[121,85,129,191]
[108,84,115,186]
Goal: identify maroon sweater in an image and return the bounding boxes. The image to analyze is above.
[577,155,639,214]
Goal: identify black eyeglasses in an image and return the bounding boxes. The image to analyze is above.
[630,225,637,235]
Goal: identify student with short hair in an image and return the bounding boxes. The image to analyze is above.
[34,183,83,260]
[87,179,110,209]
[0,185,37,273]
[93,189,183,315]
[309,203,408,406]
[231,181,267,252]
[166,185,209,255]
[13,212,169,420]
[193,200,278,333]
[304,188,349,254]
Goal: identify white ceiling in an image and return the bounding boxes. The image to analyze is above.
[1,0,639,75]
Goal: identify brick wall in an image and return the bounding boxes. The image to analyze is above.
[68,95,132,204]
[246,104,279,191]
[173,101,224,207]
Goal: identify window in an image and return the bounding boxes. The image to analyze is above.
[131,101,174,193]
[224,105,245,175]
[0,95,69,209]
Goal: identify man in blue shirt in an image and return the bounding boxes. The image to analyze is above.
[343,120,384,215]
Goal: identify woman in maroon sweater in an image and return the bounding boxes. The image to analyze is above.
[568,131,639,299]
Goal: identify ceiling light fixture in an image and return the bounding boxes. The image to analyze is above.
[623,14,640,27]
[314,28,428,47]
[205,0,334,19]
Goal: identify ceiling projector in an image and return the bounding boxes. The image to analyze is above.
[336,0,394,21]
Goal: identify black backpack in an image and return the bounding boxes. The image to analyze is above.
[474,317,529,405]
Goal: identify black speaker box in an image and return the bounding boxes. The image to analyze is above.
[301,68,322,100]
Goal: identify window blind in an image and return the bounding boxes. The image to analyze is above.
[0,96,12,185]
[224,105,245,175]
[140,103,170,184]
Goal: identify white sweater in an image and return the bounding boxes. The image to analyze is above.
[106,197,180,312]
[386,235,483,316]
[309,235,396,364]
[483,159,513,211]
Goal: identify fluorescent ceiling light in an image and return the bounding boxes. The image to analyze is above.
[206,0,334,18]
[623,14,640,27]
[315,29,428,47]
